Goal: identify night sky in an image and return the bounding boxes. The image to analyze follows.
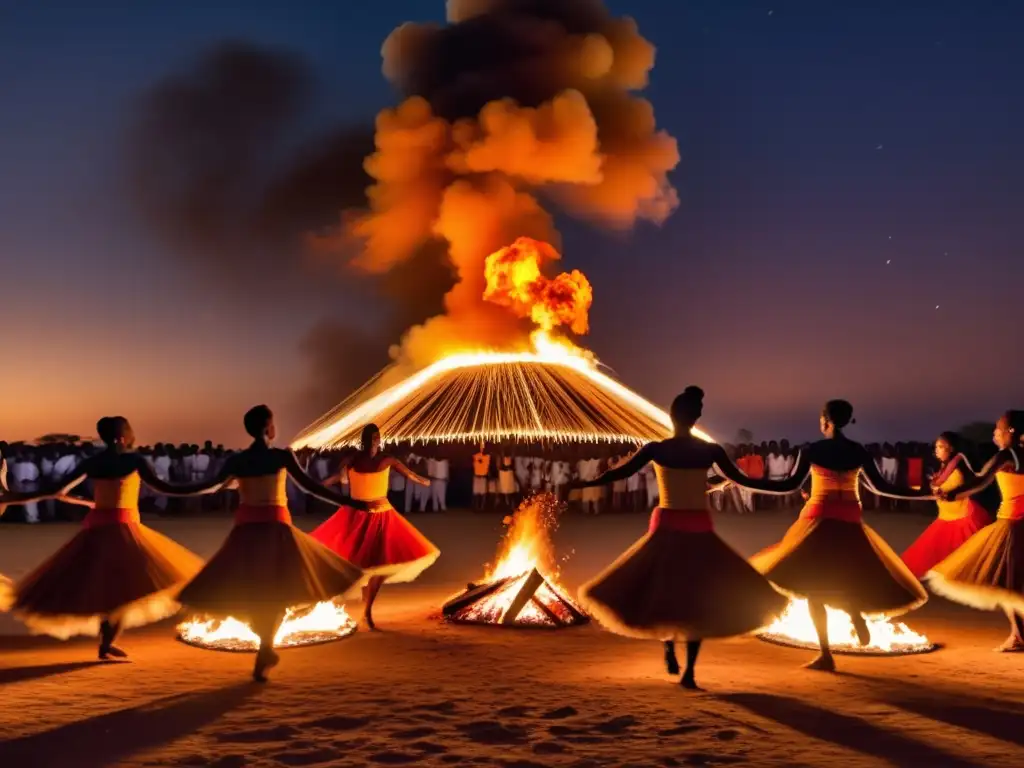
[3,1,1022,446]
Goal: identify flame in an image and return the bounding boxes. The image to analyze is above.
[455,494,583,626]
[760,599,933,654]
[177,600,356,651]
[483,237,593,336]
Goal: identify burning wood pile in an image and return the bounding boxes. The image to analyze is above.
[177,600,357,652]
[442,494,587,628]
[758,599,936,656]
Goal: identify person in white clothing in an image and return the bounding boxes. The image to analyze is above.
[389,458,407,506]
[644,463,659,508]
[765,441,789,509]
[13,450,42,523]
[513,455,529,500]
[577,456,601,514]
[151,445,172,512]
[529,459,543,493]
[626,460,641,510]
[429,456,449,511]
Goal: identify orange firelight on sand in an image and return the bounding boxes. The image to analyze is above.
[484,237,593,337]
[442,495,587,627]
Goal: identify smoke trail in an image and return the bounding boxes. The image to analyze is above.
[316,0,680,371]
[126,42,451,398]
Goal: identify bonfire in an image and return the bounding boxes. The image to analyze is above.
[442,494,587,628]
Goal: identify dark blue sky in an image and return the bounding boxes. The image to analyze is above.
[2,1,1022,445]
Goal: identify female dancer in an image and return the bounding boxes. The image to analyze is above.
[176,405,366,682]
[0,417,204,659]
[575,387,788,689]
[311,424,438,630]
[901,432,989,578]
[721,400,931,672]
[928,411,1024,651]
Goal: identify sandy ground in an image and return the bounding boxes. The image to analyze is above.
[1,509,1023,767]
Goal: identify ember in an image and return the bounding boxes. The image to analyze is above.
[177,600,357,652]
[758,598,936,656]
[442,495,587,628]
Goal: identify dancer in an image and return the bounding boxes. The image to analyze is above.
[901,432,989,578]
[0,417,204,659]
[722,400,931,672]
[575,387,788,689]
[176,405,366,682]
[928,411,1024,651]
[311,424,438,630]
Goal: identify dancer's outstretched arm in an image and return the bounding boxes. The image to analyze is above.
[383,456,430,486]
[939,448,1018,501]
[283,450,369,508]
[711,446,810,494]
[576,445,652,488]
[861,456,935,500]
[0,458,95,509]
[134,454,228,497]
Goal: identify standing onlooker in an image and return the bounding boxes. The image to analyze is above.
[472,443,491,511]
[429,453,449,511]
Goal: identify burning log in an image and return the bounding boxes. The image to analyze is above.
[441,495,588,629]
[443,567,588,628]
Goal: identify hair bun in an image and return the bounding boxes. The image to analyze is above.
[683,385,704,402]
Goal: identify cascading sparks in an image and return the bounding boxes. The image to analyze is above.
[177,600,356,652]
[759,599,935,655]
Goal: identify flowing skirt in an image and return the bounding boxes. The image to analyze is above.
[0,574,13,612]
[11,520,204,638]
[927,519,1024,613]
[902,502,991,578]
[750,508,927,616]
[311,502,439,584]
[178,511,364,622]
[579,509,788,641]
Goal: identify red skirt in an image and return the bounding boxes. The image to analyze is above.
[902,502,991,578]
[311,501,439,584]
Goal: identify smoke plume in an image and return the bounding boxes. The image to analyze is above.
[316,0,680,371]
[129,0,679,405]
[127,42,453,399]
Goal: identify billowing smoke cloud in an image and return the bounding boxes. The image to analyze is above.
[126,42,453,400]
[315,0,680,372]
[130,0,679,406]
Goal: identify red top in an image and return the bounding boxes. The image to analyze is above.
[906,457,924,489]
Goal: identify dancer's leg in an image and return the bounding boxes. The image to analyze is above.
[997,607,1024,651]
[806,601,836,671]
[681,640,702,689]
[99,617,127,659]
[363,576,386,630]
[252,611,283,682]
[663,640,679,675]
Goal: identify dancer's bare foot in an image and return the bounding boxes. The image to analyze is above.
[363,613,378,631]
[804,654,836,672]
[680,671,701,690]
[995,637,1024,653]
[850,613,871,646]
[253,649,280,683]
[99,643,128,660]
